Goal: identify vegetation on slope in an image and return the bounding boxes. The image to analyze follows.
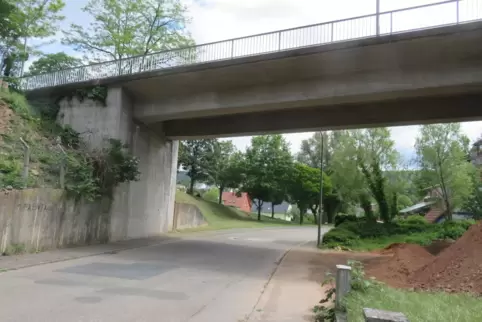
[175,191,295,231]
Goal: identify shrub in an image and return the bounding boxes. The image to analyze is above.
[323,228,359,246]
[435,220,475,240]
[404,215,429,224]
[334,213,358,227]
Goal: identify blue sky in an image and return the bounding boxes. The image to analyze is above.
[32,0,482,160]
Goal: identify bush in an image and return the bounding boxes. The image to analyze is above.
[334,213,358,227]
[323,228,359,246]
[435,220,475,240]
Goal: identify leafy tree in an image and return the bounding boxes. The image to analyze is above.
[297,131,344,171]
[285,163,332,225]
[415,123,475,220]
[28,52,82,75]
[62,0,193,63]
[464,168,482,219]
[202,187,220,203]
[10,0,65,75]
[178,139,216,195]
[243,135,293,221]
[207,141,244,204]
[0,0,22,79]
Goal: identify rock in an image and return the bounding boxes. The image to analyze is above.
[6,185,13,190]
[31,169,39,176]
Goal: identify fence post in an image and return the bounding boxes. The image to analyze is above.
[335,264,352,310]
[57,140,67,189]
[456,0,460,23]
[19,138,30,188]
[376,0,380,36]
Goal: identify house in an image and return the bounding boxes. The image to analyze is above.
[250,201,291,214]
[470,138,482,166]
[221,192,252,213]
[400,186,473,223]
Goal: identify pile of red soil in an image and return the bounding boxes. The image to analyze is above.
[411,222,482,294]
[365,244,434,288]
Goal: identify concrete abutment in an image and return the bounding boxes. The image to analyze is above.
[57,86,178,240]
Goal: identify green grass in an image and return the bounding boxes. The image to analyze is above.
[175,191,296,231]
[345,285,482,322]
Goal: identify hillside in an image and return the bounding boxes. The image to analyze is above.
[0,90,69,189]
[175,191,296,231]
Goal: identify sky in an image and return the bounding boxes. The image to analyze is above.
[32,0,482,162]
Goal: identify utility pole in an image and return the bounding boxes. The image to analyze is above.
[317,131,324,247]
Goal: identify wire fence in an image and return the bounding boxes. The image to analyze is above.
[19,0,482,91]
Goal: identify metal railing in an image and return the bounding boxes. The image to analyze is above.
[19,0,482,91]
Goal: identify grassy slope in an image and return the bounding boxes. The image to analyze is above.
[0,90,65,188]
[175,191,296,231]
[346,285,482,322]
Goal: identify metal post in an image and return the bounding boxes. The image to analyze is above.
[19,138,29,188]
[231,40,235,58]
[456,0,460,23]
[390,12,393,34]
[376,0,381,36]
[57,140,67,189]
[335,264,352,310]
[317,131,324,246]
[278,32,282,51]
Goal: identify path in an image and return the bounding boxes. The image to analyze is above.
[0,227,330,322]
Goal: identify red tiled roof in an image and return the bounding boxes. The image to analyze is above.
[221,192,252,213]
[424,207,445,223]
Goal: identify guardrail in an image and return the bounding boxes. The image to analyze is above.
[19,0,481,91]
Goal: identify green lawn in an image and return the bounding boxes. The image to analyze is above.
[174,192,296,231]
[345,285,482,322]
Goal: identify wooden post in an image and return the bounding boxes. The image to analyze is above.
[335,264,352,310]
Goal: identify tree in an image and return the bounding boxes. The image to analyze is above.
[28,52,82,75]
[202,187,220,203]
[10,0,65,75]
[285,163,332,225]
[243,135,293,221]
[62,0,193,63]
[0,0,22,79]
[415,123,475,221]
[207,141,244,204]
[297,131,343,171]
[178,139,216,195]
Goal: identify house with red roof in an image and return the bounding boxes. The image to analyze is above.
[221,192,252,213]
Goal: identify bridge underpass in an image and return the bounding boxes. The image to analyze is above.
[22,3,482,240]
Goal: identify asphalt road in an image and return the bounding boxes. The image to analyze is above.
[0,227,323,322]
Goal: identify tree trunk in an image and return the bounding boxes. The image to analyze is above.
[258,204,262,221]
[299,209,305,225]
[189,179,195,195]
[271,202,275,218]
[218,186,224,204]
[311,206,318,225]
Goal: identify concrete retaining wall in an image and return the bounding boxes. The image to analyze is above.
[172,203,207,230]
[0,189,108,252]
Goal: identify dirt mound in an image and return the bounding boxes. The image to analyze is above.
[424,239,455,256]
[365,244,434,288]
[411,222,482,294]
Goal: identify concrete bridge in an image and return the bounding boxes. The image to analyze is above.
[20,0,482,240]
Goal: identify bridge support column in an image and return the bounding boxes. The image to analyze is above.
[57,86,178,240]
